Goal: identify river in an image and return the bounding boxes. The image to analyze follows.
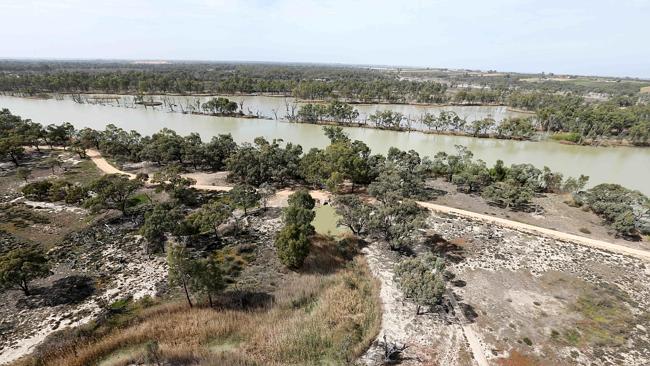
[77,93,531,123]
[1,95,648,195]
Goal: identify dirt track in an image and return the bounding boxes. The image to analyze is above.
[85,149,650,262]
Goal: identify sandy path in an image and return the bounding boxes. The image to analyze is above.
[359,243,467,365]
[445,289,489,366]
[86,149,136,178]
[84,149,650,262]
[418,201,650,261]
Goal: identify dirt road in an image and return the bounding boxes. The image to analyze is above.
[84,149,650,262]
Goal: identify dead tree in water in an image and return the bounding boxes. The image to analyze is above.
[284,99,298,121]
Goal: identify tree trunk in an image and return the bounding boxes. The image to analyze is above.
[20,280,30,296]
[10,153,19,167]
[182,279,193,308]
[208,293,213,308]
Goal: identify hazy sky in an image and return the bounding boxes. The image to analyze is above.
[1,0,648,77]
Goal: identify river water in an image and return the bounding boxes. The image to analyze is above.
[1,95,648,195]
[80,93,531,123]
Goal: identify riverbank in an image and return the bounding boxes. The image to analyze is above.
[8,91,644,147]
[2,94,649,195]
[1,90,535,110]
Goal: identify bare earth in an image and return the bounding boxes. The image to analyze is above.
[86,149,650,262]
[3,149,650,365]
[360,213,650,365]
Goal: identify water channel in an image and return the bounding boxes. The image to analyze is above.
[1,95,648,195]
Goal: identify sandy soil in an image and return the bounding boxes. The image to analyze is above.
[359,211,650,365]
[429,179,650,251]
[0,222,167,364]
[429,213,650,366]
[85,150,650,262]
[359,242,472,365]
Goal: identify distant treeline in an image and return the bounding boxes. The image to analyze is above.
[0,62,648,145]
[0,62,448,104]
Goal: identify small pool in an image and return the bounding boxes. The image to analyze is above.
[311,205,350,236]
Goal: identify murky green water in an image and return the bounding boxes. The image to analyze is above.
[312,205,347,236]
[1,95,648,195]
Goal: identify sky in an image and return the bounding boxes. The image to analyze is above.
[1,0,649,78]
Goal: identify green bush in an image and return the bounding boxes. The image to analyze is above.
[275,224,311,269]
[22,180,54,201]
[575,184,650,237]
[551,132,582,143]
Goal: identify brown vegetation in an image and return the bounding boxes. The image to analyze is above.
[12,239,380,366]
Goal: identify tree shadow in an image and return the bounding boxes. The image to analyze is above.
[298,234,362,275]
[450,292,479,323]
[213,290,275,310]
[460,302,479,323]
[485,201,544,214]
[17,275,95,309]
[423,234,465,263]
[426,187,448,200]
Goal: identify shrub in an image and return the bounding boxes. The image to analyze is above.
[22,180,54,201]
[275,224,311,269]
[394,253,446,315]
[575,183,650,237]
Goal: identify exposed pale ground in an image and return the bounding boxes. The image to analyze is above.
[0,224,166,365]
[359,242,473,365]
[5,149,648,365]
[360,213,650,365]
[87,148,650,261]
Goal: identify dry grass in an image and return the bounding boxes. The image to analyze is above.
[497,350,539,366]
[14,239,380,366]
[641,86,650,94]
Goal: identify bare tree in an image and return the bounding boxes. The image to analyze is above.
[284,99,298,121]
[381,334,408,363]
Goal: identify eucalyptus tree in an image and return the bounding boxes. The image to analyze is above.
[0,248,51,296]
[394,254,446,315]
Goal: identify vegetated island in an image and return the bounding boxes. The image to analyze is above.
[1,60,649,146]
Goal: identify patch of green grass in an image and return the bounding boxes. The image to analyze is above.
[109,298,131,312]
[564,329,581,346]
[62,160,103,185]
[569,283,635,347]
[127,193,150,207]
[550,132,581,143]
